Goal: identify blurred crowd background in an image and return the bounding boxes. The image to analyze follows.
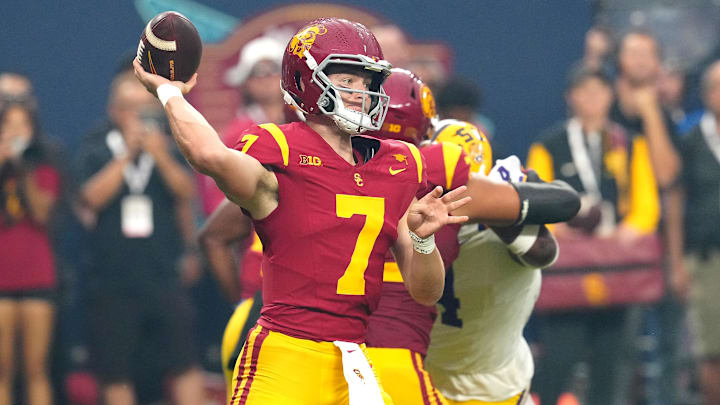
[2,0,720,404]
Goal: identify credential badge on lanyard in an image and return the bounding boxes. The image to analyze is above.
[567,118,616,235]
[106,129,156,238]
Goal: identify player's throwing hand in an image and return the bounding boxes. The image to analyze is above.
[132,59,197,97]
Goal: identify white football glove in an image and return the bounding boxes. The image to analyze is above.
[488,155,527,183]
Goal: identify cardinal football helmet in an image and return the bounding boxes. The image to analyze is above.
[367,68,437,145]
[281,18,392,133]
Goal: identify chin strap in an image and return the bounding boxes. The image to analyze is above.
[329,94,375,134]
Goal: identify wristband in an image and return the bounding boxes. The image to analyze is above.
[506,224,540,256]
[409,231,436,255]
[157,83,183,107]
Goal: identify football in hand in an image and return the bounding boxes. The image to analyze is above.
[136,11,202,82]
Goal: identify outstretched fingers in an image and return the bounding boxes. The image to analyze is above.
[441,185,467,203]
[423,185,443,201]
[445,214,470,224]
[445,195,471,212]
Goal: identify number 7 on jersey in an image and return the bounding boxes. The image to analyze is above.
[336,195,385,295]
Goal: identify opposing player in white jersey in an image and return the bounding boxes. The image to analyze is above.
[425,120,559,405]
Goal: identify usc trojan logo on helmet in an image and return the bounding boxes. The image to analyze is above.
[288,24,328,58]
[420,84,437,119]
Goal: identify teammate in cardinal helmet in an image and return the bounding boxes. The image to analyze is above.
[365,69,573,405]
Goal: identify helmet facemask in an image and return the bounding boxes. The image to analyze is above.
[312,55,391,134]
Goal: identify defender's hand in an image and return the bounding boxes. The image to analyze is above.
[488,155,526,183]
[132,59,197,97]
[408,186,470,238]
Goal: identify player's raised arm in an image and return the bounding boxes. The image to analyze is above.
[132,60,271,214]
[392,186,471,306]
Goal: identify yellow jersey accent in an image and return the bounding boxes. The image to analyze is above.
[440,142,463,190]
[239,134,259,154]
[389,167,407,175]
[382,262,404,283]
[259,123,289,167]
[400,141,424,183]
[249,232,263,253]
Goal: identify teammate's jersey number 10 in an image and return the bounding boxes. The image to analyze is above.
[335,194,385,296]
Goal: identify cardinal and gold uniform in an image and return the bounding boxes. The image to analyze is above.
[366,141,471,405]
[220,233,263,387]
[228,121,427,405]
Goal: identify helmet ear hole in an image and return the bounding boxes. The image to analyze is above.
[294,71,303,91]
[324,88,336,112]
[368,72,384,112]
[410,87,416,99]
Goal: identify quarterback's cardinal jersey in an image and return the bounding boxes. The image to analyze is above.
[233,122,426,343]
[366,141,470,355]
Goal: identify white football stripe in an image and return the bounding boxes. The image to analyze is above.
[136,39,145,62]
[145,21,176,52]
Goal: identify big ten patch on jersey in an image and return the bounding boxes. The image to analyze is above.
[233,122,428,342]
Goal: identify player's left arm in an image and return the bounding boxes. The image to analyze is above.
[452,171,581,226]
[391,186,470,306]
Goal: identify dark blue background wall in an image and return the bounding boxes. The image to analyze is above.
[0,0,591,157]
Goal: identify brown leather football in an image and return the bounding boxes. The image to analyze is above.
[136,11,202,82]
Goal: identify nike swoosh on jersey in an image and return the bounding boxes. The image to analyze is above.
[389,167,407,175]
